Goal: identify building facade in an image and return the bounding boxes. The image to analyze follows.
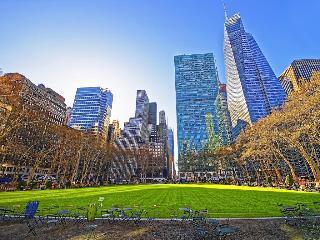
[108,120,121,142]
[215,84,233,145]
[111,120,121,140]
[175,53,220,157]
[167,128,175,177]
[148,102,157,126]
[157,110,169,178]
[122,90,150,144]
[112,91,173,181]
[69,87,113,141]
[224,13,286,128]
[159,110,166,125]
[0,73,66,125]
[279,59,320,95]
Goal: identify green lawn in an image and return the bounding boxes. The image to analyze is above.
[0,184,319,218]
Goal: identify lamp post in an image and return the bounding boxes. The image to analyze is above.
[258,168,262,186]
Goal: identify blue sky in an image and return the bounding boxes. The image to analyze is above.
[1,0,319,159]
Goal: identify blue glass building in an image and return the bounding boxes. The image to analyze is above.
[148,102,157,126]
[168,128,174,159]
[69,87,113,141]
[215,84,233,145]
[224,13,286,127]
[175,53,220,156]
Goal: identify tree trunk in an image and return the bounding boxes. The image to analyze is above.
[273,147,298,182]
[295,142,320,183]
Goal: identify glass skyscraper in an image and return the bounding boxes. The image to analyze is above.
[224,13,286,127]
[215,84,233,145]
[123,90,150,143]
[175,53,220,156]
[69,87,113,141]
[148,102,157,126]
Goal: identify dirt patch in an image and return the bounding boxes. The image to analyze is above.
[0,219,304,240]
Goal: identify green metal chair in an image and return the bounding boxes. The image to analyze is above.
[87,203,97,222]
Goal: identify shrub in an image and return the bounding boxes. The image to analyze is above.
[266,176,272,185]
[46,181,52,189]
[285,175,294,187]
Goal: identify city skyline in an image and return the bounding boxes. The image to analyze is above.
[1,0,320,160]
[0,2,320,234]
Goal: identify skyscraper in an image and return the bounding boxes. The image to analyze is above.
[114,91,171,180]
[157,110,168,177]
[159,110,166,125]
[148,102,157,126]
[215,84,233,145]
[279,59,320,95]
[123,90,150,143]
[69,87,113,141]
[167,128,175,177]
[224,13,286,127]
[175,53,220,156]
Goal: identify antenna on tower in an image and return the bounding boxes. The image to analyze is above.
[221,0,228,20]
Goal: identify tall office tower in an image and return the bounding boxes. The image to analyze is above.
[167,128,175,177]
[123,90,150,143]
[175,53,220,157]
[159,110,166,125]
[135,90,150,142]
[148,102,157,125]
[215,84,233,145]
[224,13,286,127]
[157,110,169,177]
[148,102,158,143]
[279,59,320,95]
[69,87,113,141]
[0,73,66,125]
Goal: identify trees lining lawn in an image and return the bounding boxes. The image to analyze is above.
[0,184,319,218]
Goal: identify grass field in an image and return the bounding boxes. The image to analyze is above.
[0,184,319,218]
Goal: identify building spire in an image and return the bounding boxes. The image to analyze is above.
[222,0,228,20]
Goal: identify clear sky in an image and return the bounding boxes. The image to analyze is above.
[1,0,319,160]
